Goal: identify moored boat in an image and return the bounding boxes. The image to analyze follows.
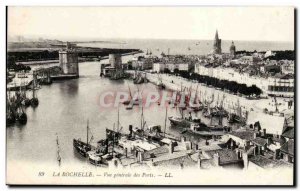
[73,120,93,158]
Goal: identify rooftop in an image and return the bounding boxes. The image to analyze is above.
[247,111,285,135]
[228,129,256,141]
[280,139,294,156]
[206,149,241,165]
[282,127,294,139]
[249,155,292,169]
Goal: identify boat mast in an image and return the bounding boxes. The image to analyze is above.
[117,106,119,132]
[164,107,168,137]
[128,83,132,100]
[194,84,199,104]
[141,105,144,133]
[86,119,89,145]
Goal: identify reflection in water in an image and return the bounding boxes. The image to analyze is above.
[58,79,79,96]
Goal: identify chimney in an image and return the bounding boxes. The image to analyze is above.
[169,142,175,154]
[135,150,139,162]
[242,152,248,170]
[205,139,209,145]
[197,151,202,169]
[230,140,235,150]
[253,132,257,139]
[124,148,128,158]
[262,129,266,137]
[195,142,199,150]
[181,136,186,142]
[250,124,253,129]
[213,153,220,166]
[129,125,133,138]
[266,137,270,145]
[273,149,279,160]
[138,151,144,162]
[236,149,242,159]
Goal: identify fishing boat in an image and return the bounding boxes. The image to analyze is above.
[168,111,201,128]
[87,107,123,166]
[73,120,93,158]
[6,93,16,125]
[187,84,203,112]
[227,100,246,124]
[211,107,228,117]
[15,105,27,125]
[182,123,229,137]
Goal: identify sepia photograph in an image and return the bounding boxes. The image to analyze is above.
[5,6,295,186]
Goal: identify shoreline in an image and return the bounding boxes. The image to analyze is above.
[143,72,293,117]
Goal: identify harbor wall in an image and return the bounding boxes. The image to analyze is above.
[145,72,289,116]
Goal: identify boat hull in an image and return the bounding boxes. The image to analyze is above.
[73,139,92,158]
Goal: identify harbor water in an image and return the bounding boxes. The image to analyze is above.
[7,61,232,167]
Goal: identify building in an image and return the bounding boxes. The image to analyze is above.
[281,61,294,74]
[58,42,79,77]
[109,53,122,69]
[247,111,285,136]
[152,63,165,73]
[194,63,294,98]
[178,63,192,71]
[279,139,294,163]
[267,74,294,97]
[100,54,123,77]
[213,30,222,54]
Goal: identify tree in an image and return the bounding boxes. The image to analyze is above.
[173,68,179,74]
[250,85,263,97]
[164,68,171,74]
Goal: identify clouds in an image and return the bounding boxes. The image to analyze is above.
[8,7,294,42]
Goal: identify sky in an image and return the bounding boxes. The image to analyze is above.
[7,7,294,42]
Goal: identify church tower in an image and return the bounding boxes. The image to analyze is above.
[230,41,236,57]
[213,30,222,54]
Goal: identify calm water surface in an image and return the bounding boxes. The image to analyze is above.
[7,62,216,165]
[7,61,233,167]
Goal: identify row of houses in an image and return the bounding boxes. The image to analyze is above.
[194,63,294,98]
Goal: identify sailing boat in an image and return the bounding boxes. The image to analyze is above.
[227,99,245,124]
[73,120,93,158]
[88,107,122,166]
[168,108,201,129]
[30,73,39,107]
[122,83,133,105]
[6,91,16,125]
[125,85,141,109]
[16,105,27,125]
[188,84,203,112]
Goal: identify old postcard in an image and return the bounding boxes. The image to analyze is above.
[6,7,295,185]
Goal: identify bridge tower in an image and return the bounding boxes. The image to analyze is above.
[59,42,79,78]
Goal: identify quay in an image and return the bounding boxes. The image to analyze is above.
[143,72,291,116]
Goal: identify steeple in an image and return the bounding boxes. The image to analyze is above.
[213,29,222,54]
[215,30,219,40]
[230,40,236,57]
